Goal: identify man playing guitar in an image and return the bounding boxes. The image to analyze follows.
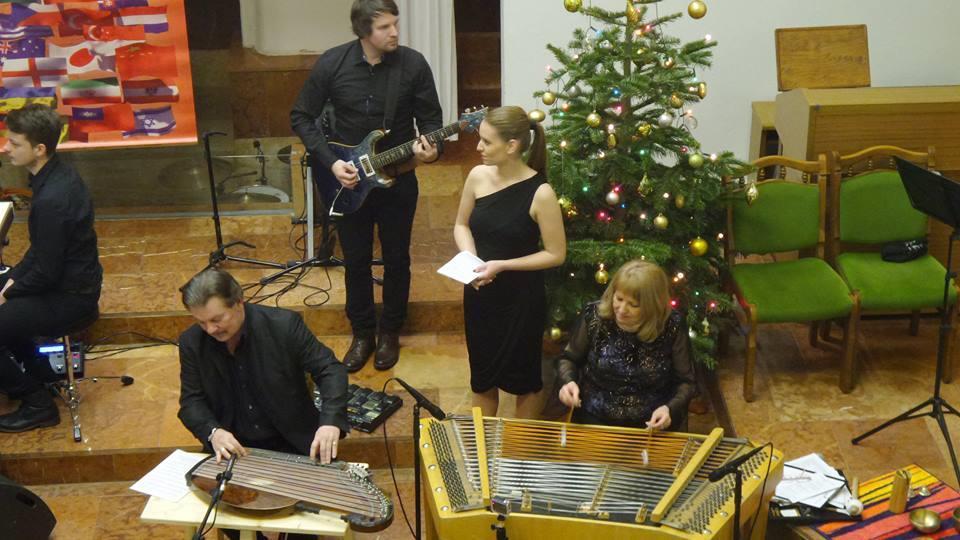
[291,0,442,372]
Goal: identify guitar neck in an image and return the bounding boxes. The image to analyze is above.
[371,122,462,169]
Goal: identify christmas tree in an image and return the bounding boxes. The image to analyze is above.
[540,0,747,367]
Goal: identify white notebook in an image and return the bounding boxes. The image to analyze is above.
[437,251,485,285]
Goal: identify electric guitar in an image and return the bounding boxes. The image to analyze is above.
[312,107,486,216]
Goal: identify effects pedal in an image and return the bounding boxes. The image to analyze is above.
[346,384,402,433]
[37,341,84,379]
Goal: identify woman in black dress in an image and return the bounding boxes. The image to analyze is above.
[556,260,696,430]
[454,106,566,418]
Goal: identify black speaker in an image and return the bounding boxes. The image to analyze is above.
[0,474,56,540]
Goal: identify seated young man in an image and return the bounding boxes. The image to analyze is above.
[0,104,102,432]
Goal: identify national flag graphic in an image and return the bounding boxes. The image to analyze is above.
[123,105,175,137]
[0,22,53,41]
[115,6,166,33]
[60,76,121,104]
[49,41,116,74]
[1,56,67,88]
[18,3,62,27]
[98,0,150,10]
[83,22,143,41]
[0,37,45,59]
[59,7,113,37]
[116,42,176,79]
[0,86,56,99]
[69,103,134,141]
[0,94,56,115]
[122,78,178,103]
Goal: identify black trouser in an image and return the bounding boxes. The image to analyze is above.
[0,288,99,396]
[336,173,418,337]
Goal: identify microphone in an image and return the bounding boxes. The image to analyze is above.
[394,378,446,420]
[708,445,766,482]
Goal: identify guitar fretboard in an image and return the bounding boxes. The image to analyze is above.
[370,122,463,169]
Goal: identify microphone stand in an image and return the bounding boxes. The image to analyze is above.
[395,378,446,540]
[193,454,238,540]
[710,467,744,540]
[202,131,285,271]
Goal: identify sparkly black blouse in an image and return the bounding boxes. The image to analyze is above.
[555,302,696,429]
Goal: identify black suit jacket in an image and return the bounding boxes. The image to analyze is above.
[177,303,349,454]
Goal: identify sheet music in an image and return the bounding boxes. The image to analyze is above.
[437,251,485,285]
[775,453,847,508]
[130,449,208,502]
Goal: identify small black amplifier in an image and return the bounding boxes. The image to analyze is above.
[36,341,84,379]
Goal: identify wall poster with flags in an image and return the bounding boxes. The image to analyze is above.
[0,0,196,149]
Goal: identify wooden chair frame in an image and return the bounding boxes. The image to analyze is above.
[725,153,860,401]
[828,145,959,383]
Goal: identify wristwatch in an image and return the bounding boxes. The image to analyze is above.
[208,427,219,442]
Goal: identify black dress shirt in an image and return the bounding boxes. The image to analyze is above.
[178,303,349,455]
[7,153,102,298]
[290,40,444,171]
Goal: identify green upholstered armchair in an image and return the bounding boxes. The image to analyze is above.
[726,154,860,402]
[829,145,958,383]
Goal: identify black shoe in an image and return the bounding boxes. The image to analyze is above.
[0,390,60,433]
[374,333,400,371]
[343,335,375,373]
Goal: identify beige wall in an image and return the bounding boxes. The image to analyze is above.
[502,0,960,160]
[239,0,354,55]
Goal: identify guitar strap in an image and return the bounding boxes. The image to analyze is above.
[382,47,404,133]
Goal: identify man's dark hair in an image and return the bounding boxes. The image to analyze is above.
[350,0,398,38]
[6,103,61,155]
[181,268,244,309]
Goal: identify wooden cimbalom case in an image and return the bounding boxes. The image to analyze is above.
[419,409,783,539]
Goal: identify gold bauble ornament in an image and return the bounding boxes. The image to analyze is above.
[746,182,759,205]
[565,205,579,218]
[607,133,618,149]
[625,0,639,24]
[605,189,621,206]
[586,112,602,128]
[674,194,686,209]
[528,109,546,123]
[701,318,711,335]
[542,91,557,106]
[549,326,563,341]
[689,236,708,256]
[638,174,653,195]
[595,266,610,285]
[637,123,652,137]
[687,0,707,19]
[558,196,572,210]
[654,213,669,230]
[564,0,582,13]
[662,57,675,69]
[697,82,708,99]
[688,153,705,169]
[669,94,684,109]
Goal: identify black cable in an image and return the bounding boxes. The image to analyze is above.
[85,342,173,362]
[83,331,177,352]
[380,377,416,538]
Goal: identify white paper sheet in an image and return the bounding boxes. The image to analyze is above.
[775,453,847,508]
[130,449,208,502]
[437,251,485,284]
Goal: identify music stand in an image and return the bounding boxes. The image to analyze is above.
[851,157,960,486]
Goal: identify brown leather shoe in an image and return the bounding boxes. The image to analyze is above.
[343,335,375,373]
[374,333,400,371]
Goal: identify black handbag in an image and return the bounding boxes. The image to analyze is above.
[880,239,927,262]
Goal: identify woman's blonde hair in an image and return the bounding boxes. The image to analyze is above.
[483,105,546,174]
[597,260,672,342]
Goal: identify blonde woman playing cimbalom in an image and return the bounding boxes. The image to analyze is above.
[556,260,696,431]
